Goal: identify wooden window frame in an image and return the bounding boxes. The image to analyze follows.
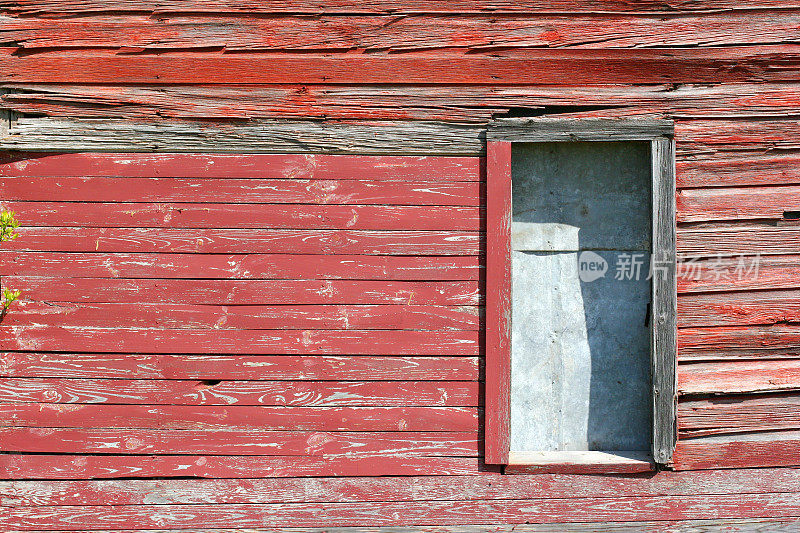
[485,118,677,470]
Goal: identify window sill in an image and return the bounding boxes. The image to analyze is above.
[504,450,655,475]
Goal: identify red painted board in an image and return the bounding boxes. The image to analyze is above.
[484,141,511,465]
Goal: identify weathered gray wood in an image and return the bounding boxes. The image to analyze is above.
[0,117,487,155]
[651,136,678,466]
[488,118,674,142]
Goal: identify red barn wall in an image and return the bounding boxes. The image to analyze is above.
[0,1,800,530]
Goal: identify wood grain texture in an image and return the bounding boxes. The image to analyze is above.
[0,353,480,380]
[8,13,800,52]
[651,136,678,465]
[0,177,482,205]
[678,360,800,395]
[0,327,481,355]
[0,1,790,15]
[679,394,800,438]
[674,433,800,470]
[4,468,800,505]
[678,290,800,328]
[7,277,481,305]
[0,252,481,280]
[0,454,489,479]
[0,404,480,431]
[0,379,480,406]
[678,325,800,360]
[0,152,482,180]
[0,428,481,456]
[0,202,483,231]
[0,493,798,529]
[6,83,800,122]
[1,520,799,533]
[484,141,511,465]
[3,48,800,85]
[2,301,481,330]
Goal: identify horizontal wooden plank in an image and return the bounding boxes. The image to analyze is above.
[6,83,800,122]
[0,1,786,15]
[0,404,479,432]
[1,493,798,529]
[0,152,482,181]
[0,177,482,205]
[674,433,800,470]
[677,186,800,223]
[2,521,800,533]
[0,379,480,406]
[677,254,800,293]
[0,454,488,479]
[4,468,800,506]
[679,394,800,438]
[4,302,481,331]
[3,48,800,86]
[0,428,480,456]
[1,117,488,155]
[0,252,481,280]
[678,325,800,360]
[676,119,800,150]
[0,353,480,380]
[7,13,800,52]
[0,327,481,355]
[678,360,800,394]
[0,202,483,230]
[4,227,480,255]
[7,278,481,305]
[678,290,800,328]
[5,116,798,155]
[677,152,800,188]
[678,225,800,257]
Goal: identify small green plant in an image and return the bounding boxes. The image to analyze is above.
[2,288,20,312]
[0,210,19,243]
[0,209,20,318]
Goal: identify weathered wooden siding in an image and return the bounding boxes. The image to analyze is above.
[0,1,799,530]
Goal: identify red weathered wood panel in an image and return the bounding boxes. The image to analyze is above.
[3,48,799,85]
[8,277,481,305]
[678,225,800,257]
[0,1,786,15]
[678,325,800,360]
[678,360,800,394]
[6,83,800,122]
[5,227,480,255]
[678,290,800,328]
[484,141,511,465]
[0,428,481,456]
[0,327,481,355]
[1,252,481,280]
[677,254,800,294]
[0,379,480,406]
[0,203,483,230]
[0,152,482,181]
[0,404,480,432]
[0,454,488,480]
[6,13,800,52]
[0,176,482,205]
[677,186,800,223]
[676,153,800,188]
[0,353,480,381]
[4,302,481,331]
[1,493,798,529]
[4,468,799,505]
[674,435,800,470]
[679,394,800,438]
